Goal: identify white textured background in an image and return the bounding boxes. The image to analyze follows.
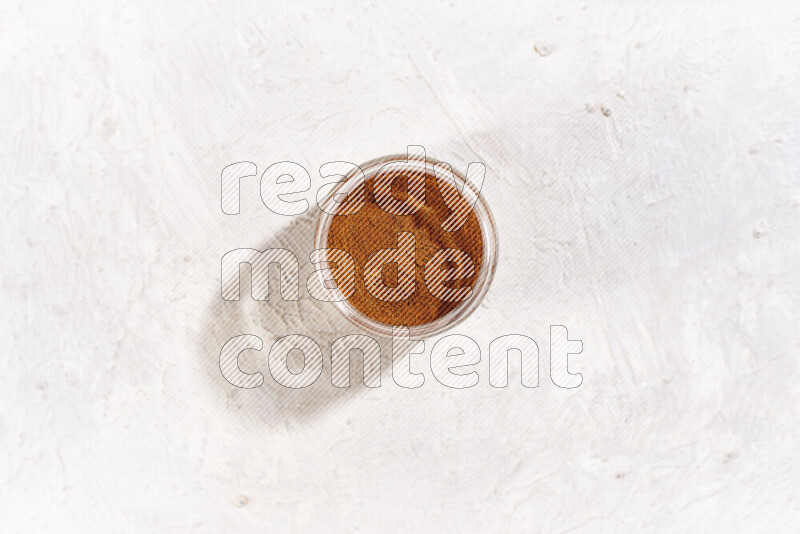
[2,1,799,532]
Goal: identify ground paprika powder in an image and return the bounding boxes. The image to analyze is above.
[326,169,484,327]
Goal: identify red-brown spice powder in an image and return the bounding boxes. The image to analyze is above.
[327,171,484,326]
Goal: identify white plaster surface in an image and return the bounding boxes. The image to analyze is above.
[2,1,799,532]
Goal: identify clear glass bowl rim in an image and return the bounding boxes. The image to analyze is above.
[313,153,499,338]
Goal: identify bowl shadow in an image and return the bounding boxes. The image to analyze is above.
[199,208,400,426]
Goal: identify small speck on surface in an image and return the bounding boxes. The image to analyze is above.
[534,42,552,57]
[752,220,769,238]
[234,495,249,507]
[601,106,612,116]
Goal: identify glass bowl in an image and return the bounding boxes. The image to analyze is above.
[313,153,498,338]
